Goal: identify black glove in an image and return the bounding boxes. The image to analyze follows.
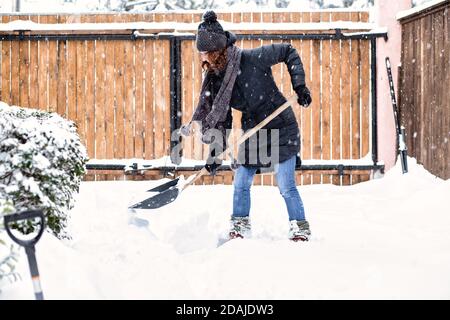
[295,85,312,107]
[205,149,222,176]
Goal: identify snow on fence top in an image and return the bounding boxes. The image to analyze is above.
[396,0,448,21]
[0,8,371,15]
[0,19,378,34]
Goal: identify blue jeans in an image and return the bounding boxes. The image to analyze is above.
[232,155,306,221]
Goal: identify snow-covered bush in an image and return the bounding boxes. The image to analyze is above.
[0,235,20,292]
[0,199,19,292]
[0,102,88,240]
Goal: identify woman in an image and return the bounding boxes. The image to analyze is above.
[181,11,312,242]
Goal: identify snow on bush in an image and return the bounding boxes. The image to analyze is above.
[0,234,20,292]
[0,102,88,240]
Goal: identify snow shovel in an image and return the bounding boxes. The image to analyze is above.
[129,94,298,209]
[385,57,408,173]
[4,210,46,300]
[146,177,180,192]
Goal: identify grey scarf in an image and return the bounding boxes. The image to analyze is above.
[181,44,242,144]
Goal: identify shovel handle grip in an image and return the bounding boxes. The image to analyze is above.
[4,210,45,247]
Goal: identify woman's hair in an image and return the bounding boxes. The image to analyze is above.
[201,48,228,73]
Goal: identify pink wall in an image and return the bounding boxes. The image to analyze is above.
[374,0,411,171]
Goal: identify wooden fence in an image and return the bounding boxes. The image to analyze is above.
[0,11,377,185]
[398,1,449,179]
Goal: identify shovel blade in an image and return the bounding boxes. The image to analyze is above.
[129,187,180,209]
[147,178,180,192]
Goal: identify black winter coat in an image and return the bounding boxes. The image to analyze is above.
[209,42,306,169]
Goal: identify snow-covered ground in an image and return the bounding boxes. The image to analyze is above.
[1,157,449,299]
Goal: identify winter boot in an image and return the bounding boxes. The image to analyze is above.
[229,216,251,239]
[288,220,311,242]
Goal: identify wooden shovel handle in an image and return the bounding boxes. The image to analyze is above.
[181,94,298,191]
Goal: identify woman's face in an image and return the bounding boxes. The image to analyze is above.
[199,51,211,64]
[200,49,227,72]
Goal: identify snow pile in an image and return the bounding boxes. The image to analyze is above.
[0,102,88,239]
[1,157,449,299]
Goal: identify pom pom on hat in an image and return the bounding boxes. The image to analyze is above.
[202,10,217,23]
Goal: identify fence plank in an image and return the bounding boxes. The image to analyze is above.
[94,39,106,158]
[1,16,11,105]
[433,11,444,175]
[290,13,303,182]
[144,37,154,159]
[360,39,370,157]
[67,40,77,122]
[311,12,322,184]
[351,12,361,165]
[56,15,68,118]
[443,6,449,178]
[131,16,143,159]
[80,15,95,158]
[104,16,116,160]
[253,12,264,182]
[46,15,58,113]
[331,42,341,162]
[253,11,263,50]
[360,11,369,23]
[193,39,204,161]
[224,172,233,185]
[153,14,165,159]
[412,19,421,167]
[123,25,135,159]
[281,12,294,111]
[18,15,30,108]
[182,39,194,160]
[56,39,66,116]
[423,16,432,168]
[0,19,2,102]
[340,12,351,186]
[9,15,20,106]
[227,13,241,163]
[299,12,312,185]
[360,10,370,161]
[163,40,171,158]
[402,22,414,158]
[112,17,125,159]
[350,12,362,183]
[75,38,86,152]
[96,15,109,179]
[321,12,332,184]
[37,15,48,111]
[351,37,360,161]
[267,16,278,185]
[29,15,39,109]
[159,13,172,160]
[94,18,106,159]
[261,11,274,186]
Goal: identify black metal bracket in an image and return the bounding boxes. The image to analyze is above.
[337,164,345,177]
[86,163,385,173]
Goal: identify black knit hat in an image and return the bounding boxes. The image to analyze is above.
[196,11,227,52]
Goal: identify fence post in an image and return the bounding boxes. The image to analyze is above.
[170,36,182,164]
